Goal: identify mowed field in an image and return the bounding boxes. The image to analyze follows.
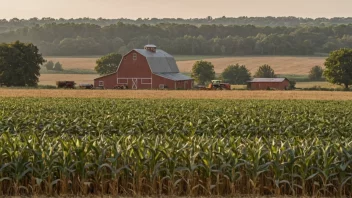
[39,74,99,86]
[1,89,352,100]
[45,55,325,74]
[45,56,99,71]
[177,56,325,74]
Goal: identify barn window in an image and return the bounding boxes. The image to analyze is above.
[99,81,104,86]
[141,79,152,84]
[133,53,137,60]
[118,79,128,84]
[159,84,165,89]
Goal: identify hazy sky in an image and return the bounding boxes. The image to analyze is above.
[1,0,351,19]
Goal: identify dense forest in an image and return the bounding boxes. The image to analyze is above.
[1,17,352,56]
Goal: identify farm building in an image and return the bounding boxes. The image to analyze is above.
[247,78,290,90]
[94,45,193,89]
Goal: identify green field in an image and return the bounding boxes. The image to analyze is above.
[1,98,352,196]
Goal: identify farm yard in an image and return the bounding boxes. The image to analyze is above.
[40,55,330,88]
[0,98,352,197]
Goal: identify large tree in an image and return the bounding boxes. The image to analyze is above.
[221,64,251,84]
[254,64,276,78]
[324,48,352,89]
[0,41,45,86]
[95,53,122,75]
[191,60,215,85]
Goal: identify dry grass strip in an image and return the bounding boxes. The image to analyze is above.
[1,89,351,100]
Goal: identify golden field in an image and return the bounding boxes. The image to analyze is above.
[39,74,99,85]
[294,81,340,88]
[45,56,98,70]
[45,56,325,74]
[177,56,325,74]
[1,89,351,100]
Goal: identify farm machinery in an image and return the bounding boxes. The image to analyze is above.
[197,80,231,90]
[114,84,129,89]
[79,84,94,89]
[56,81,76,89]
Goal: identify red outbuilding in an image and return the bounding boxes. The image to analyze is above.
[94,45,194,89]
[247,78,290,90]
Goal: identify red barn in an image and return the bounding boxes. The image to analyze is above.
[247,78,290,90]
[94,45,193,89]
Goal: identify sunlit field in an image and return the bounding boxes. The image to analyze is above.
[1,89,351,100]
[38,74,99,86]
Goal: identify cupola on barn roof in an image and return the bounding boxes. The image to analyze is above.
[144,44,157,53]
[144,44,157,48]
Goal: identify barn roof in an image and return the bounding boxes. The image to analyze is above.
[248,78,288,83]
[154,73,193,81]
[134,49,180,73]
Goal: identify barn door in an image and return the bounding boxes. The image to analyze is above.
[132,78,138,89]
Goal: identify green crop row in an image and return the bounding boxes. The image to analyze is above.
[1,98,351,138]
[0,98,352,196]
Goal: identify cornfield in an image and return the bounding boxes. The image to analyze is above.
[1,98,352,197]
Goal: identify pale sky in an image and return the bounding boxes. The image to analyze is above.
[0,0,351,19]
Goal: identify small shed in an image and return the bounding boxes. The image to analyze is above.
[247,78,290,90]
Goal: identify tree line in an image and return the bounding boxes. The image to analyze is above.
[2,23,352,56]
[2,16,352,33]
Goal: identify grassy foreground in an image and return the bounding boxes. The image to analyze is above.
[0,98,352,197]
